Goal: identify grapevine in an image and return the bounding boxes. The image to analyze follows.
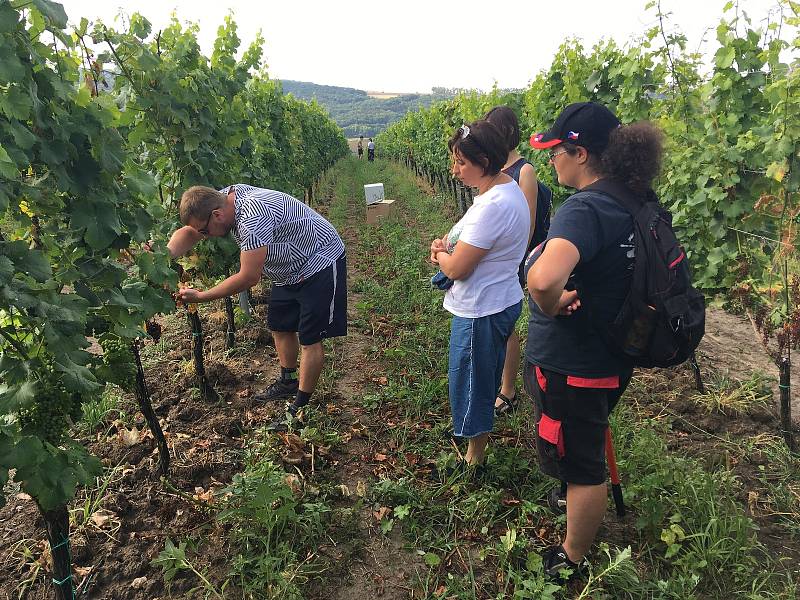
[17,365,82,445]
[97,334,137,391]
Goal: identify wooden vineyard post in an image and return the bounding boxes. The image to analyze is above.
[132,340,170,475]
[40,504,73,600]
[186,305,220,402]
[224,296,236,349]
[458,182,467,216]
[779,357,795,451]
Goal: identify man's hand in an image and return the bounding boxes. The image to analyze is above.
[557,289,581,316]
[178,286,206,303]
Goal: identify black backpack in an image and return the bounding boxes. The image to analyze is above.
[583,179,705,368]
[531,181,552,249]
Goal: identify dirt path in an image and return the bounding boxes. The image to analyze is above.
[700,307,800,423]
[309,165,421,599]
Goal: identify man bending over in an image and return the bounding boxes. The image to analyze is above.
[168,184,347,425]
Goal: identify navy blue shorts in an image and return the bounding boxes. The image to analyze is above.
[268,253,347,346]
[448,301,522,438]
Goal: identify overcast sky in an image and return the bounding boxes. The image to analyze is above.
[59,0,785,93]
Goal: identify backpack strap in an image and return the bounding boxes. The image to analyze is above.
[582,178,645,216]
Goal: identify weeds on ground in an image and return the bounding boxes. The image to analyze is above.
[692,371,772,415]
[80,384,125,433]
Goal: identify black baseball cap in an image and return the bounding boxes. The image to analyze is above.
[530,102,621,153]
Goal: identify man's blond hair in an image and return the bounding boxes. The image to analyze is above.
[179,186,226,224]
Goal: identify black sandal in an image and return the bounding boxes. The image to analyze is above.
[494,391,518,416]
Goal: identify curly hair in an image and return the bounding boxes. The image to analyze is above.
[600,122,664,194]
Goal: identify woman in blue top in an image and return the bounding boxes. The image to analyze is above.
[524,102,664,579]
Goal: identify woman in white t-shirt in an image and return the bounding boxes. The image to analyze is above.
[430,120,530,467]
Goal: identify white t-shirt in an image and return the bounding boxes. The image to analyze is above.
[368,141,375,150]
[443,181,530,318]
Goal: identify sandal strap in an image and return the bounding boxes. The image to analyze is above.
[496,392,516,405]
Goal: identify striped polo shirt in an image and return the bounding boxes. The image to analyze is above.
[222,184,345,286]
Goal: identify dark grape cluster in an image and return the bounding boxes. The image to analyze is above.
[18,369,81,445]
[145,320,162,342]
[100,335,137,391]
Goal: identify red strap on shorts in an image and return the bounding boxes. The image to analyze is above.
[536,366,618,390]
[535,366,547,392]
[566,375,620,389]
[538,413,565,458]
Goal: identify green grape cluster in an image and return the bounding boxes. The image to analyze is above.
[100,336,137,391]
[18,370,82,445]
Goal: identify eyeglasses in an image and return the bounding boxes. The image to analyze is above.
[548,149,569,162]
[197,211,214,235]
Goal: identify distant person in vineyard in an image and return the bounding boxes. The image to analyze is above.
[484,105,550,417]
[524,102,663,579]
[430,120,530,469]
[357,135,364,159]
[367,138,375,161]
[167,184,347,428]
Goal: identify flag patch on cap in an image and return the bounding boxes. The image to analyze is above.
[532,133,545,143]
[567,131,579,140]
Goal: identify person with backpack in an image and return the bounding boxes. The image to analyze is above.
[523,102,695,580]
[430,120,530,469]
[484,106,551,416]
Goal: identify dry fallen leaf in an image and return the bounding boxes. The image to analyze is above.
[118,427,141,447]
[74,565,92,578]
[747,490,759,515]
[285,474,302,494]
[338,484,351,497]
[282,433,306,452]
[193,487,215,503]
[373,506,391,521]
[374,453,388,462]
[356,481,367,497]
[90,510,113,528]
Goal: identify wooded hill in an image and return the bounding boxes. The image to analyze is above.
[280,80,457,137]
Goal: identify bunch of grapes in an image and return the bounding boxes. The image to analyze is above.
[18,368,81,444]
[99,335,137,391]
[145,320,162,343]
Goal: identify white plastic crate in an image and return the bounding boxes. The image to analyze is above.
[364,183,385,205]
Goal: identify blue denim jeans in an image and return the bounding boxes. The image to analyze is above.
[448,301,522,438]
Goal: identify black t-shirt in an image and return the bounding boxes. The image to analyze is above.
[524,189,634,377]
